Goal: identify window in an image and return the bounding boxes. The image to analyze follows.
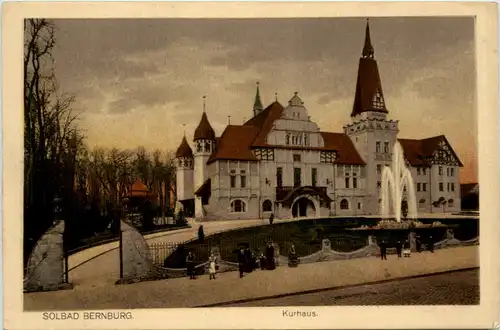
[230,170,236,188]
[450,168,454,176]
[353,173,358,189]
[262,200,272,212]
[439,182,444,192]
[345,177,350,189]
[294,168,302,187]
[311,168,317,187]
[357,202,362,209]
[417,168,421,176]
[197,142,202,153]
[448,199,454,207]
[423,168,427,175]
[451,183,455,192]
[422,183,427,192]
[384,142,389,153]
[419,199,426,204]
[340,199,349,210]
[417,183,421,192]
[293,154,301,162]
[240,170,246,188]
[376,141,381,153]
[304,134,308,146]
[446,168,449,176]
[439,166,443,176]
[377,164,382,174]
[231,200,246,213]
[285,133,290,145]
[276,167,283,188]
[204,141,211,152]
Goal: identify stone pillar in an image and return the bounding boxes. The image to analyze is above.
[24,221,71,292]
[409,230,417,252]
[119,221,153,283]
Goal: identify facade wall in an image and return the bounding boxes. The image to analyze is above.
[178,101,462,220]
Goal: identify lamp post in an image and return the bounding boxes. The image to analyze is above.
[119,197,129,280]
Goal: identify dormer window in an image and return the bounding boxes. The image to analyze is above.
[372,89,385,109]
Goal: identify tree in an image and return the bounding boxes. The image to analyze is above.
[24,19,83,264]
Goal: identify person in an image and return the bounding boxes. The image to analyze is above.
[379,240,387,260]
[429,236,434,253]
[396,240,402,258]
[403,240,411,257]
[265,241,276,270]
[244,246,253,273]
[259,252,267,270]
[288,243,299,267]
[269,213,274,225]
[237,246,246,278]
[208,253,217,280]
[416,235,422,253]
[186,251,196,279]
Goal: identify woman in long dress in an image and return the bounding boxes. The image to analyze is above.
[265,242,276,270]
[208,253,217,280]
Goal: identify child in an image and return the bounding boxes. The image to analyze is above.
[208,253,217,280]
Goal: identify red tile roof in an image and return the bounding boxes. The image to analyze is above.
[207,125,260,163]
[206,101,365,165]
[194,112,216,141]
[321,132,365,165]
[130,179,149,197]
[398,135,463,167]
[175,136,193,158]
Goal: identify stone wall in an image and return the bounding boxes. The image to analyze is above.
[24,221,71,292]
[117,221,154,284]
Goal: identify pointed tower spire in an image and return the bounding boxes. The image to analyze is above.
[253,82,264,117]
[362,19,374,59]
[351,19,388,117]
[202,95,207,112]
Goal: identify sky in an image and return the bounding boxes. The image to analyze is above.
[51,17,476,183]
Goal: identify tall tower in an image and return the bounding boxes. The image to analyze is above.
[175,134,194,205]
[253,82,264,117]
[344,19,399,214]
[193,96,216,218]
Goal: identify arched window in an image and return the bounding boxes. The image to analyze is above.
[448,199,454,207]
[231,200,246,213]
[204,141,211,152]
[340,199,349,210]
[197,141,202,153]
[262,200,273,212]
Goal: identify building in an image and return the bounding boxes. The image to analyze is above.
[175,21,463,220]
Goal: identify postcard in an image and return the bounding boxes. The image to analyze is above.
[3,1,499,329]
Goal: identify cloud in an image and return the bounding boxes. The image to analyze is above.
[52,17,476,181]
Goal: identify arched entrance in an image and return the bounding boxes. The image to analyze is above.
[292,197,316,217]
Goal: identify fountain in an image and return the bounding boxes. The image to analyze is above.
[380,141,418,222]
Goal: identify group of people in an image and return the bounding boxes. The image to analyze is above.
[237,241,277,278]
[186,251,219,280]
[379,235,436,260]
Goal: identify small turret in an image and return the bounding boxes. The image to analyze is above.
[253,82,264,117]
[176,135,194,168]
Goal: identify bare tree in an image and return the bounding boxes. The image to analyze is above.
[24,19,83,264]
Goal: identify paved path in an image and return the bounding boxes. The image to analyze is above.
[226,269,479,306]
[67,218,274,287]
[66,214,476,288]
[24,246,478,310]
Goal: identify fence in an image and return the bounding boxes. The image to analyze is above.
[149,231,371,268]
